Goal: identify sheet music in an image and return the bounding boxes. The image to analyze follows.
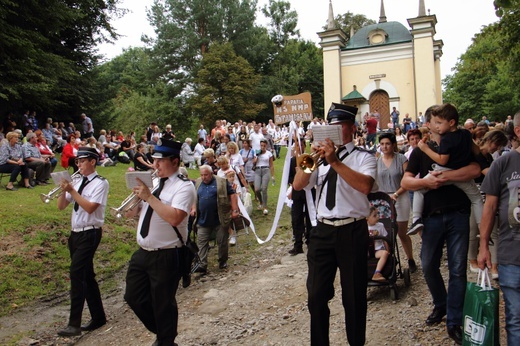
[126,171,154,189]
[311,125,343,146]
[50,171,72,185]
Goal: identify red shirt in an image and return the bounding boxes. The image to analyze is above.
[366,118,377,134]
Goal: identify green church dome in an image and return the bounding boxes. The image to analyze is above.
[345,21,412,50]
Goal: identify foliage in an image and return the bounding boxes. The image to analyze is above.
[0,0,123,116]
[442,23,519,121]
[493,0,520,86]
[190,42,265,125]
[261,0,300,48]
[324,12,377,40]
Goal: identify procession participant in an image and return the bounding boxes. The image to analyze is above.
[124,139,196,346]
[293,103,376,346]
[56,147,108,336]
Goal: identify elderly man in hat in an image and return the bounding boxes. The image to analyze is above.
[124,139,196,346]
[56,147,109,337]
[293,103,376,346]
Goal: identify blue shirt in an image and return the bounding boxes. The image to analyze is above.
[197,177,234,227]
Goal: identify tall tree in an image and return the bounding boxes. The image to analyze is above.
[144,0,259,92]
[189,42,265,125]
[323,12,376,40]
[261,0,299,48]
[493,0,520,85]
[0,0,122,115]
[443,23,519,120]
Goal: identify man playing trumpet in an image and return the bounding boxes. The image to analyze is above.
[124,139,196,346]
[56,147,108,336]
[293,103,376,346]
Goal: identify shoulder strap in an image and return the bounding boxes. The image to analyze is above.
[172,226,185,246]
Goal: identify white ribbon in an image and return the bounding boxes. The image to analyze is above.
[238,120,317,243]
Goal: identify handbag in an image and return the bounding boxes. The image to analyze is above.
[172,226,200,287]
[462,268,499,346]
[231,214,250,232]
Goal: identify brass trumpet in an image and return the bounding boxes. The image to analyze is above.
[40,171,82,203]
[110,170,158,218]
[296,151,323,173]
[296,146,343,173]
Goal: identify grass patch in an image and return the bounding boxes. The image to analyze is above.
[0,147,293,316]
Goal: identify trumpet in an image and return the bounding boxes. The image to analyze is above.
[296,146,343,173]
[296,151,323,173]
[110,170,158,219]
[40,171,82,203]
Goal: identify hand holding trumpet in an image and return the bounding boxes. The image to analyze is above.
[132,178,152,202]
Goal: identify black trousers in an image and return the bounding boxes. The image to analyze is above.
[307,220,368,346]
[125,248,182,345]
[68,228,105,327]
[291,189,312,248]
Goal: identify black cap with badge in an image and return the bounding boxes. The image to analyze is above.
[152,139,182,158]
[76,147,99,161]
[327,103,358,124]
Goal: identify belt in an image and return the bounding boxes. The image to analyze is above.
[140,246,181,252]
[318,217,365,227]
[72,226,100,232]
[258,166,269,168]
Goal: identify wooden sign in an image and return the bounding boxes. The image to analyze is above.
[273,92,313,125]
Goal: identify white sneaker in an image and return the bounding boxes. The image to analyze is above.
[229,236,237,245]
[263,209,268,215]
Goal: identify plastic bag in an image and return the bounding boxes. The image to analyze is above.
[462,268,499,346]
[242,191,253,217]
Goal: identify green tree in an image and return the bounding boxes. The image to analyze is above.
[261,0,299,48]
[494,0,520,86]
[144,0,259,92]
[0,0,122,115]
[324,12,376,40]
[189,42,265,125]
[443,23,519,121]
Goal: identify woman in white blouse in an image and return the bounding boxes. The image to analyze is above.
[252,139,274,215]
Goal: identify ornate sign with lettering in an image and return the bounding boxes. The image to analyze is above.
[272,92,313,125]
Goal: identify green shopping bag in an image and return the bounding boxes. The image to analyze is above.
[462,268,499,346]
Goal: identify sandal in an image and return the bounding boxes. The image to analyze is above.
[5,186,18,191]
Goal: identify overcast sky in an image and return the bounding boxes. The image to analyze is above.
[98,0,498,80]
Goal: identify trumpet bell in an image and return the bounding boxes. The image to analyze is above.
[297,152,321,173]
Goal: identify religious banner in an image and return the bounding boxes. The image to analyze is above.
[272,92,313,125]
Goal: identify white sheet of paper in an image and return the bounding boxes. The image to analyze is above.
[51,171,72,185]
[312,125,343,146]
[126,171,154,189]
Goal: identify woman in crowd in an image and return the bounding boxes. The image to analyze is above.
[237,125,249,149]
[96,141,115,167]
[356,136,370,150]
[181,137,195,168]
[253,139,274,215]
[0,132,32,190]
[226,141,247,188]
[98,129,107,144]
[375,132,417,273]
[36,136,58,172]
[467,129,509,279]
[133,143,154,171]
[404,129,422,159]
[394,126,407,153]
[240,139,256,194]
[61,134,79,172]
[193,137,205,168]
[210,131,221,154]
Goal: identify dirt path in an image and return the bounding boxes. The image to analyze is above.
[2,236,506,346]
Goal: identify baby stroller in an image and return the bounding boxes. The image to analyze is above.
[367,192,411,300]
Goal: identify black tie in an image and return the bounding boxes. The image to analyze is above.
[74,177,89,212]
[140,178,167,238]
[325,147,349,210]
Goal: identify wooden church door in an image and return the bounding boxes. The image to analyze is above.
[369,90,390,129]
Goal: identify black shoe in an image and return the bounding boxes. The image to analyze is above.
[288,247,304,256]
[447,325,463,345]
[425,307,446,325]
[81,319,106,331]
[58,325,81,336]
[182,274,191,288]
[407,218,424,235]
[408,259,418,274]
[219,262,228,270]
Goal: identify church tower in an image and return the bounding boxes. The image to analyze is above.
[318,0,347,116]
[407,0,444,114]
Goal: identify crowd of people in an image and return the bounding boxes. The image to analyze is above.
[1,105,519,346]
